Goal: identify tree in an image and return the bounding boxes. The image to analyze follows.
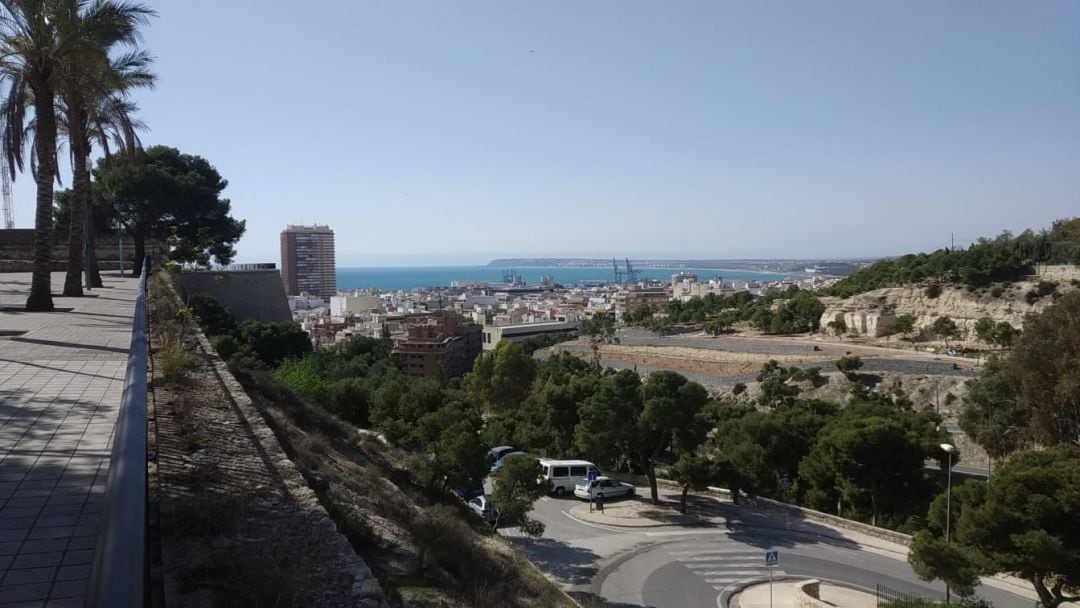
[580,312,615,367]
[835,355,863,379]
[464,340,536,414]
[491,453,548,536]
[991,321,1017,349]
[885,314,917,343]
[57,2,154,296]
[974,317,996,345]
[827,314,847,340]
[94,145,245,275]
[1,1,76,310]
[930,316,960,349]
[958,356,1025,462]
[668,452,717,514]
[237,320,312,367]
[910,446,1080,608]
[995,291,1080,446]
[636,371,710,503]
[799,412,929,526]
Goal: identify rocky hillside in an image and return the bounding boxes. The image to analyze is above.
[818,265,1079,344]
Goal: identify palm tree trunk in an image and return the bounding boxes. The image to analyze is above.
[26,82,58,312]
[85,205,102,287]
[62,114,87,297]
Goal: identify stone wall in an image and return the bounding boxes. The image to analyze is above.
[175,269,292,323]
[0,228,163,272]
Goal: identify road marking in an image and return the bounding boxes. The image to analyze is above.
[643,531,730,539]
[679,555,759,562]
[540,497,550,502]
[669,548,752,555]
[683,562,760,569]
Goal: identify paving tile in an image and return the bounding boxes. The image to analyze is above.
[0,581,51,602]
[59,550,92,567]
[10,552,62,569]
[44,578,86,599]
[45,598,83,608]
[1,566,55,585]
[53,563,89,582]
[15,539,68,555]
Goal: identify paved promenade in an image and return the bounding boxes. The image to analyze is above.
[0,272,138,607]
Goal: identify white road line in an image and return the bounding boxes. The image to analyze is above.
[669,548,755,555]
[682,562,760,568]
[696,570,769,577]
[679,555,759,562]
[644,529,730,537]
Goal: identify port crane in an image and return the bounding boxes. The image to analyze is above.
[612,258,624,283]
[625,258,639,283]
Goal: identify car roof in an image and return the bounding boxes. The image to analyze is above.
[538,459,596,466]
[490,445,514,452]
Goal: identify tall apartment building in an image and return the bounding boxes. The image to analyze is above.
[280,224,336,298]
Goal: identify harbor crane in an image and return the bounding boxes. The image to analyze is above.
[625,258,639,283]
[612,258,624,283]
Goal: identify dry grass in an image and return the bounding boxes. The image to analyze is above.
[232,368,578,608]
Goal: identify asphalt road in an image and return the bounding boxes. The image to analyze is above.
[510,489,1030,608]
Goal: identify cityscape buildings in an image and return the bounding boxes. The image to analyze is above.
[280,224,337,298]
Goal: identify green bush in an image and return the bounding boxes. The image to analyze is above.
[924,284,942,298]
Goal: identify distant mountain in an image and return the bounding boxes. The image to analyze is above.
[486,258,870,275]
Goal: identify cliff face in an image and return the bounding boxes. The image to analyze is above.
[818,266,1078,343]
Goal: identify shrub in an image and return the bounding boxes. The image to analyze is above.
[836,356,863,378]
[157,342,195,382]
[732,383,747,395]
[1036,280,1058,297]
[211,335,240,360]
[990,286,1004,298]
[924,284,942,298]
[1024,290,1039,305]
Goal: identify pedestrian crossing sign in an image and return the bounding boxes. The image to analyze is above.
[765,550,779,567]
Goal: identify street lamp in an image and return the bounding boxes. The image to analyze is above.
[941,443,957,604]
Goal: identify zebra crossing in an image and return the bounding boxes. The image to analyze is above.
[670,546,784,592]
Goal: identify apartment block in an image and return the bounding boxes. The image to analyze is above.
[280,224,336,298]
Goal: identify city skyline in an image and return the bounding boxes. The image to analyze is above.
[10,1,1080,265]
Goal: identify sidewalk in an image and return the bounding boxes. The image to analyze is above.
[0,272,139,607]
[568,496,726,528]
[736,580,876,608]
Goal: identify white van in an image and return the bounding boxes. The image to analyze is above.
[539,459,601,496]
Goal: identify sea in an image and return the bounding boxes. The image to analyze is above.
[335,266,798,291]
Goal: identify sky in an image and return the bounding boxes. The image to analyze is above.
[13,1,1080,265]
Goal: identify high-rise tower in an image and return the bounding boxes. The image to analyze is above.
[280,224,336,298]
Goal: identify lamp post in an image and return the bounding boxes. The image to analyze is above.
[941,442,957,604]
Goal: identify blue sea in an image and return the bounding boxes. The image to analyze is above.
[336,266,797,291]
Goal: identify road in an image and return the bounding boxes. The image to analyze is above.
[510,488,1029,608]
[544,329,978,389]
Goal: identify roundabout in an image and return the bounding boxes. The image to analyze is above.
[509,487,1035,608]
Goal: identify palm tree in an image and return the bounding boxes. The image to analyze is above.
[56,2,153,296]
[0,0,152,308]
[60,41,154,294]
[0,0,75,310]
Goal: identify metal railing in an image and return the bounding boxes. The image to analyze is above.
[87,258,151,607]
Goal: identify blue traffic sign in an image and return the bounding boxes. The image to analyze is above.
[765,550,779,567]
[779,476,791,491]
[587,469,598,481]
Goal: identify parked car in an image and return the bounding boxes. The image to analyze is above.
[491,451,529,472]
[467,494,498,523]
[539,459,601,496]
[574,477,635,501]
[489,445,518,462]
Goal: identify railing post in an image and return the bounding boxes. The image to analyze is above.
[86,256,151,607]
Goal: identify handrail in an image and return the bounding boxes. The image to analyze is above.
[86,257,150,608]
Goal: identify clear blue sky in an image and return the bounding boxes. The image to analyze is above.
[14,1,1080,265]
